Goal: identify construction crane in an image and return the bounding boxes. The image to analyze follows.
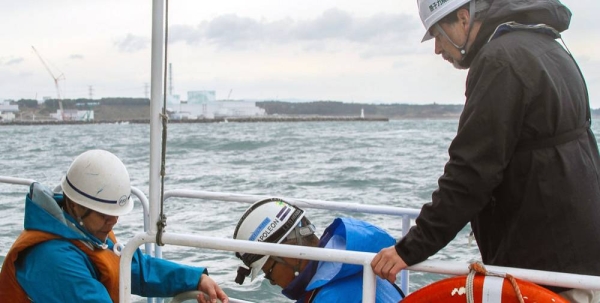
[31,46,66,121]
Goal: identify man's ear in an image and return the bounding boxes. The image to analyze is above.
[457,8,471,28]
[65,196,77,214]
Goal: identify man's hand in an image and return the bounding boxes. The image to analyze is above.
[196,274,229,303]
[371,245,408,283]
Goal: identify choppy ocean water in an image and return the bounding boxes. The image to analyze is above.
[4,119,595,302]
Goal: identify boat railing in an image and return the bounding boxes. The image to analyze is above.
[3,177,600,303]
[152,189,600,302]
[0,176,404,302]
[158,189,418,294]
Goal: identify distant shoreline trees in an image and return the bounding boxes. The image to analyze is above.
[8,97,600,119]
[256,101,464,118]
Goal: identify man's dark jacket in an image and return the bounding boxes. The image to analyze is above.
[396,0,600,290]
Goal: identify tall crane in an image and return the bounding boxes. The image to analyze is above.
[31,46,66,121]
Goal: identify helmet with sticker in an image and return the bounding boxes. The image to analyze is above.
[61,149,133,216]
[418,0,471,41]
[233,198,307,282]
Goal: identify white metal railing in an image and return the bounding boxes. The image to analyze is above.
[121,232,380,303]
[4,178,600,303]
[0,176,36,186]
[160,189,417,293]
[120,188,600,302]
[118,211,600,303]
[0,176,413,302]
[156,189,600,298]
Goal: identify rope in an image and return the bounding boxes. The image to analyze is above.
[466,261,525,303]
[156,0,170,247]
[466,266,476,303]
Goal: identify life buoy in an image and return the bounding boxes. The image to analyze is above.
[402,274,569,303]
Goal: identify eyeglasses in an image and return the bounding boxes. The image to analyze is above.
[264,259,278,283]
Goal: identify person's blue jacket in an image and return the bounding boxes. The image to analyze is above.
[14,183,205,303]
[282,217,403,302]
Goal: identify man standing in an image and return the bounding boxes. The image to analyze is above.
[371,0,600,302]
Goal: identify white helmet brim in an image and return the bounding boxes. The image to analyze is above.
[233,198,306,283]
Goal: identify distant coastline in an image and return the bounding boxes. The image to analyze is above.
[5,98,600,125]
[0,116,389,126]
[2,98,463,124]
[6,98,600,126]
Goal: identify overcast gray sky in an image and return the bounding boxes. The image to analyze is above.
[1,0,598,106]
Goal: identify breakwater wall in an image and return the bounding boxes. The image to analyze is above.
[1,116,388,126]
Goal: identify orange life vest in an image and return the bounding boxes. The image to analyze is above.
[0,230,121,302]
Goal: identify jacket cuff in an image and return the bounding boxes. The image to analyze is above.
[394,237,426,266]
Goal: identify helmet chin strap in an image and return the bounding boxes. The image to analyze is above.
[293,260,301,276]
[66,198,91,226]
[271,256,302,277]
[436,0,476,57]
[66,198,110,249]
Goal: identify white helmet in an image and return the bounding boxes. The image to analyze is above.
[61,149,133,216]
[417,0,471,42]
[233,198,314,284]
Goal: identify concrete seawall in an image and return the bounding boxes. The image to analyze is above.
[1,116,388,126]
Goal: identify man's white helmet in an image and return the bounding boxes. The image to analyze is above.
[61,149,133,216]
[417,0,471,42]
[233,198,307,284]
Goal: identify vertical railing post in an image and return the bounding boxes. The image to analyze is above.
[400,214,411,294]
[120,0,165,302]
[362,263,377,303]
[148,0,165,238]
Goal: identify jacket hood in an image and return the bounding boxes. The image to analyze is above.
[24,182,94,242]
[482,0,571,31]
[281,218,395,300]
[306,218,395,290]
[461,0,572,67]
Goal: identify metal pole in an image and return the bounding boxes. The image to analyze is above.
[362,264,377,303]
[148,0,165,237]
[400,214,412,294]
[0,176,36,186]
[120,0,164,301]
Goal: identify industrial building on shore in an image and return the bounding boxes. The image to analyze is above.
[0,101,19,121]
[167,90,266,120]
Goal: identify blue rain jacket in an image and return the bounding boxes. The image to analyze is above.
[14,183,206,303]
[282,217,403,302]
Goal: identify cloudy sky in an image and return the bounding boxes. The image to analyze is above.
[1,0,598,106]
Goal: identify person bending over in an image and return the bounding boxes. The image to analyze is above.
[234,198,403,303]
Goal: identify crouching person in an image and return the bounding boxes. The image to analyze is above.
[233,198,403,302]
[0,149,229,303]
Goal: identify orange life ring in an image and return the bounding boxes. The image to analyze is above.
[402,274,569,302]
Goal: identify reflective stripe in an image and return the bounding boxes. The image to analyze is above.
[65,176,120,204]
[482,276,504,303]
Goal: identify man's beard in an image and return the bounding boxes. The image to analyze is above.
[452,59,468,70]
[442,52,468,70]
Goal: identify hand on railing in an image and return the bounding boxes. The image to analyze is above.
[196,273,229,303]
[169,291,220,303]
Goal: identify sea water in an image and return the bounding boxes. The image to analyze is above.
[3,119,596,302]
